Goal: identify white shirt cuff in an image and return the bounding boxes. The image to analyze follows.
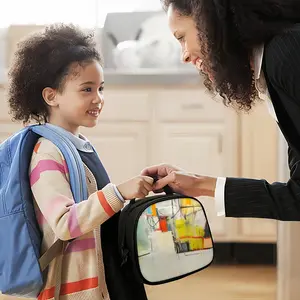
[215,177,226,216]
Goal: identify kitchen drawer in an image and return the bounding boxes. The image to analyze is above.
[155,88,225,122]
[0,87,151,123]
[101,89,150,121]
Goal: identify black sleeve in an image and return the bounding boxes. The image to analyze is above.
[224,26,300,221]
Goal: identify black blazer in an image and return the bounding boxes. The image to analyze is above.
[225,24,300,221]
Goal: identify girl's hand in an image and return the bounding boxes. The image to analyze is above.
[117,176,154,200]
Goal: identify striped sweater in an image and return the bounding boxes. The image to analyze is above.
[29,137,124,300]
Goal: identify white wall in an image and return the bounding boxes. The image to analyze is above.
[0,0,162,28]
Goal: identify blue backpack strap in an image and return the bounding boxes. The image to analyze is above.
[31,124,88,202]
[0,124,89,298]
[31,124,88,298]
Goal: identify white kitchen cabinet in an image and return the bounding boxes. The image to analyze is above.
[154,122,231,239]
[99,88,151,122]
[80,88,151,184]
[154,123,224,176]
[154,88,224,122]
[237,102,278,242]
[80,123,149,184]
[81,87,239,241]
[152,88,239,241]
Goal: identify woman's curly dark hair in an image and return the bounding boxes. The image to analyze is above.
[161,0,300,111]
[8,23,102,124]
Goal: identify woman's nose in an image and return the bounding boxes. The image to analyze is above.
[181,50,191,64]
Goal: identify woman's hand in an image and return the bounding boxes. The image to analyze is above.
[141,163,217,197]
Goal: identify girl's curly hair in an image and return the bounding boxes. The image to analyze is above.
[8,23,101,124]
[161,0,300,111]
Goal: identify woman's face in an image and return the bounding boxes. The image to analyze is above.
[167,4,203,71]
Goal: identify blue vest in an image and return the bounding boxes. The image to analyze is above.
[78,150,148,300]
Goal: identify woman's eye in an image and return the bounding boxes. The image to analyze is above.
[99,86,104,92]
[83,87,92,92]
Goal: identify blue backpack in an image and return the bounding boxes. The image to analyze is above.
[0,124,88,298]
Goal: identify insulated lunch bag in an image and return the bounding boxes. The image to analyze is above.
[118,186,215,285]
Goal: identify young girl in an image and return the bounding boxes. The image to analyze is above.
[7,24,153,300]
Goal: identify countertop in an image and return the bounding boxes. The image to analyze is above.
[0,68,203,87]
[103,68,203,86]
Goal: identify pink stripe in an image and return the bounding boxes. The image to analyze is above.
[30,159,67,186]
[65,238,96,253]
[68,206,82,238]
[36,209,47,226]
[43,195,74,220]
[62,160,69,173]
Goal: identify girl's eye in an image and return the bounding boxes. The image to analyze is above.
[99,86,104,92]
[83,87,92,92]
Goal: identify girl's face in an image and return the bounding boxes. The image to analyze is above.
[167,4,213,81]
[42,60,104,135]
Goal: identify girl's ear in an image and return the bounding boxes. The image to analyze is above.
[42,87,59,107]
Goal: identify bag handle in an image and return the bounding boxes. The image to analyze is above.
[153,174,173,195]
[129,185,173,205]
[162,185,173,195]
[130,173,174,204]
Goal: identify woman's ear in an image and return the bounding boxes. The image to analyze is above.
[42,87,58,107]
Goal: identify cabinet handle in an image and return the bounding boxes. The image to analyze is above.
[218,135,223,153]
[181,103,204,110]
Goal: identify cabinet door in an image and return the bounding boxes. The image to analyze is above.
[238,103,278,242]
[80,123,149,184]
[153,122,234,241]
[80,88,151,184]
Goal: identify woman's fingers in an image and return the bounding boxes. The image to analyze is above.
[141,164,178,178]
[153,172,176,190]
[140,165,160,177]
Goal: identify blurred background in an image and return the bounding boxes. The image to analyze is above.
[0,1,299,299]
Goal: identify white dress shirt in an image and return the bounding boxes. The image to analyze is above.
[215,45,278,216]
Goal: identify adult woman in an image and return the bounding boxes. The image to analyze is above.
[142,0,300,221]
